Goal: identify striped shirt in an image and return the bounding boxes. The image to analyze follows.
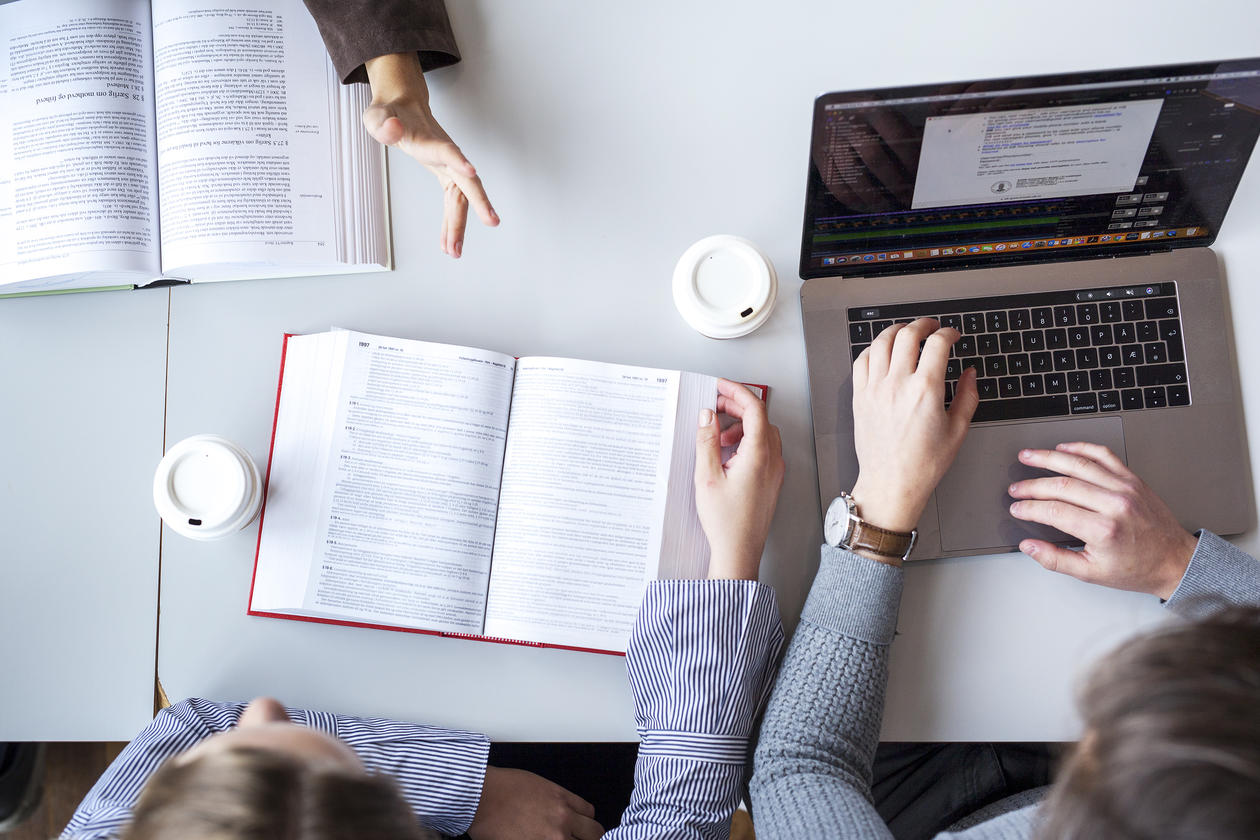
[62,578,782,839]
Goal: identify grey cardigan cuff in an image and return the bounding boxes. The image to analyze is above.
[802,546,905,645]
[1165,529,1260,619]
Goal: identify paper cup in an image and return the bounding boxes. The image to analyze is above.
[153,435,262,540]
[673,234,778,339]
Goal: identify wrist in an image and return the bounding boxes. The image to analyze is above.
[707,548,762,581]
[848,478,923,533]
[1151,530,1198,600]
[364,52,429,107]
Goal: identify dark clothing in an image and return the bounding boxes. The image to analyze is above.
[301,0,460,83]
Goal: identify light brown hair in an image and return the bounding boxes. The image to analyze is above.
[122,745,440,840]
[1037,606,1260,840]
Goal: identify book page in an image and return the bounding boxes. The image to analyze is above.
[483,358,681,652]
[252,331,516,635]
[150,0,371,276]
[0,0,160,289]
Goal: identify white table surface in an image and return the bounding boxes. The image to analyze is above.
[0,286,168,741]
[157,0,1260,741]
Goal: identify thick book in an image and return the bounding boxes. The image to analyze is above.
[0,0,388,296]
[249,330,764,655]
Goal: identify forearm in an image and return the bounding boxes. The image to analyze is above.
[301,0,459,84]
[1165,530,1260,619]
[749,547,902,840]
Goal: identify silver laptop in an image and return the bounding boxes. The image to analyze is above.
[800,58,1260,560]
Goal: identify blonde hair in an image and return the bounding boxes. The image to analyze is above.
[123,745,441,840]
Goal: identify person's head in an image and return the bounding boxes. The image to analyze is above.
[1037,606,1260,840]
[123,697,439,840]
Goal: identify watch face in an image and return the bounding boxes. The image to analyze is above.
[823,496,851,546]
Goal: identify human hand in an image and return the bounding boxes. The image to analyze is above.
[363,52,498,258]
[468,766,603,840]
[1007,442,1198,599]
[695,379,785,580]
[850,318,978,534]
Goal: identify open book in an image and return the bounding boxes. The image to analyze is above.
[0,0,388,296]
[249,330,757,655]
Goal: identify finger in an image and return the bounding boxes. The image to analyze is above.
[916,326,961,383]
[695,408,723,485]
[560,789,596,819]
[715,379,768,436]
[436,140,477,179]
[1018,539,1093,581]
[446,166,498,227]
[864,321,905,381]
[445,186,469,258]
[1008,474,1119,515]
[889,318,940,375]
[851,344,869,391]
[1016,447,1130,493]
[719,420,744,448]
[947,366,979,431]
[569,812,605,840]
[1054,441,1130,477]
[1009,498,1108,544]
[439,203,450,256]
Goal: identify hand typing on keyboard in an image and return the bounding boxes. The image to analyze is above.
[1006,442,1198,599]
[849,318,979,534]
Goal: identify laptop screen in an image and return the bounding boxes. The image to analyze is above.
[800,58,1260,279]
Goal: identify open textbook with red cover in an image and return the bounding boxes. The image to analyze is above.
[249,329,765,655]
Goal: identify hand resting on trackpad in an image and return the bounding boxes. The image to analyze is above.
[935,416,1127,553]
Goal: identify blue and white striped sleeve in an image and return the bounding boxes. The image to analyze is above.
[608,579,783,840]
[61,698,243,838]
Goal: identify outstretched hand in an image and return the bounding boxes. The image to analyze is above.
[468,766,603,840]
[1008,442,1197,599]
[849,318,978,535]
[363,52,498,258]
[694,379,785,581]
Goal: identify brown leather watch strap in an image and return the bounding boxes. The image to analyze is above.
[847,519,915,559]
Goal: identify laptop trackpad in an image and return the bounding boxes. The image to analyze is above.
[936,416,1127,553]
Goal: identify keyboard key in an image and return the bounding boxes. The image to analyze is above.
[1076,348,1099,369]
[1144,386,1167,408]
[1021,375,1044,396]
[945,358,961,380]
[1090,369,1113,390]
[1068,327,1090,348]
[956,336,977,356]
[851,343,870,360]
[1054,305,1076,326]
[987,311,1009,332]
[1114,323,1136,343]
[1137,321,1159,342]
[1021,331,1045,352]
[873,319,894,335]
[1100,302,1122,322]
[971,395,1069,423]
[1136,364,1187,386]
[985,356,1008,377]
[1168,384,1190,406]
[1146,297,1178,319]
[1077,303,1099,325]
[1068,371,1090,392]
[1144,342,1166,364]
[1123,300,1144,320]
[1046,328,1067,349]
[964,313,985,334]
[1121,344,1143,364]
[1008,354,1030,375]
[979,334,1000,355]
[944,381,955,403]
[1070,392,1099,414]
[1031,352,1052,373]
[1031,307,1053,328]
[977,377,999,399]
[1122,388,1143,410]
[1045,372,1067,393]
[1000,332,1022,353]
[1091,325,1113,345]
[940,314,963,332]
[1160,320,1184,362]
[961,357,982,374]
[1099,390,1121,412]
[999,377,1021,397]
[850,322,872,343]
[1053,350,1075,371]
[1098,346,1122,367]
[1114,367,1135,388]
[1009,309,1031,330]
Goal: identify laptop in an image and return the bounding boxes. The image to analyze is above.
[800,58,1260,560]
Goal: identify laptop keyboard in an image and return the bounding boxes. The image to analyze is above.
[847,282,1189,423]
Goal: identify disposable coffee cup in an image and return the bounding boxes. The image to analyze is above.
[673,234,778,339]
[153,435,263,540]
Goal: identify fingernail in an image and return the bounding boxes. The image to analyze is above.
[699,408,714,427]
[1021,541,1037,556]
[1009,501,1021,516]
[1019,448,1033,459]
[1008,483,1018,495]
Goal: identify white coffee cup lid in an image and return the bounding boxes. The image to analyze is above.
[153,435,262,540]
[673,234,778,339]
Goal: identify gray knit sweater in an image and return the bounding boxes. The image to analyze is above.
[749,531,1260,839]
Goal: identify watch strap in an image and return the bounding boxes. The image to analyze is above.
[846,518,916,559]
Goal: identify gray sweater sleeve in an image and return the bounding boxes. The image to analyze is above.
[749,546,902,840]
[1164,530,1260,618]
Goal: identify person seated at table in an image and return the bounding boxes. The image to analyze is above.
[748,318,1260,840]
[59,380,786,840]
[302,0,499,259]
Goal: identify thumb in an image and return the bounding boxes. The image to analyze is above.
[695,408,723,486]
[1021,539,1091,582]
[363,106,404,146]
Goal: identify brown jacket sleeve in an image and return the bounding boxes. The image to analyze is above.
[302,0,460,84]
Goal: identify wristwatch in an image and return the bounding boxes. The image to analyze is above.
[824,491,917,562]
